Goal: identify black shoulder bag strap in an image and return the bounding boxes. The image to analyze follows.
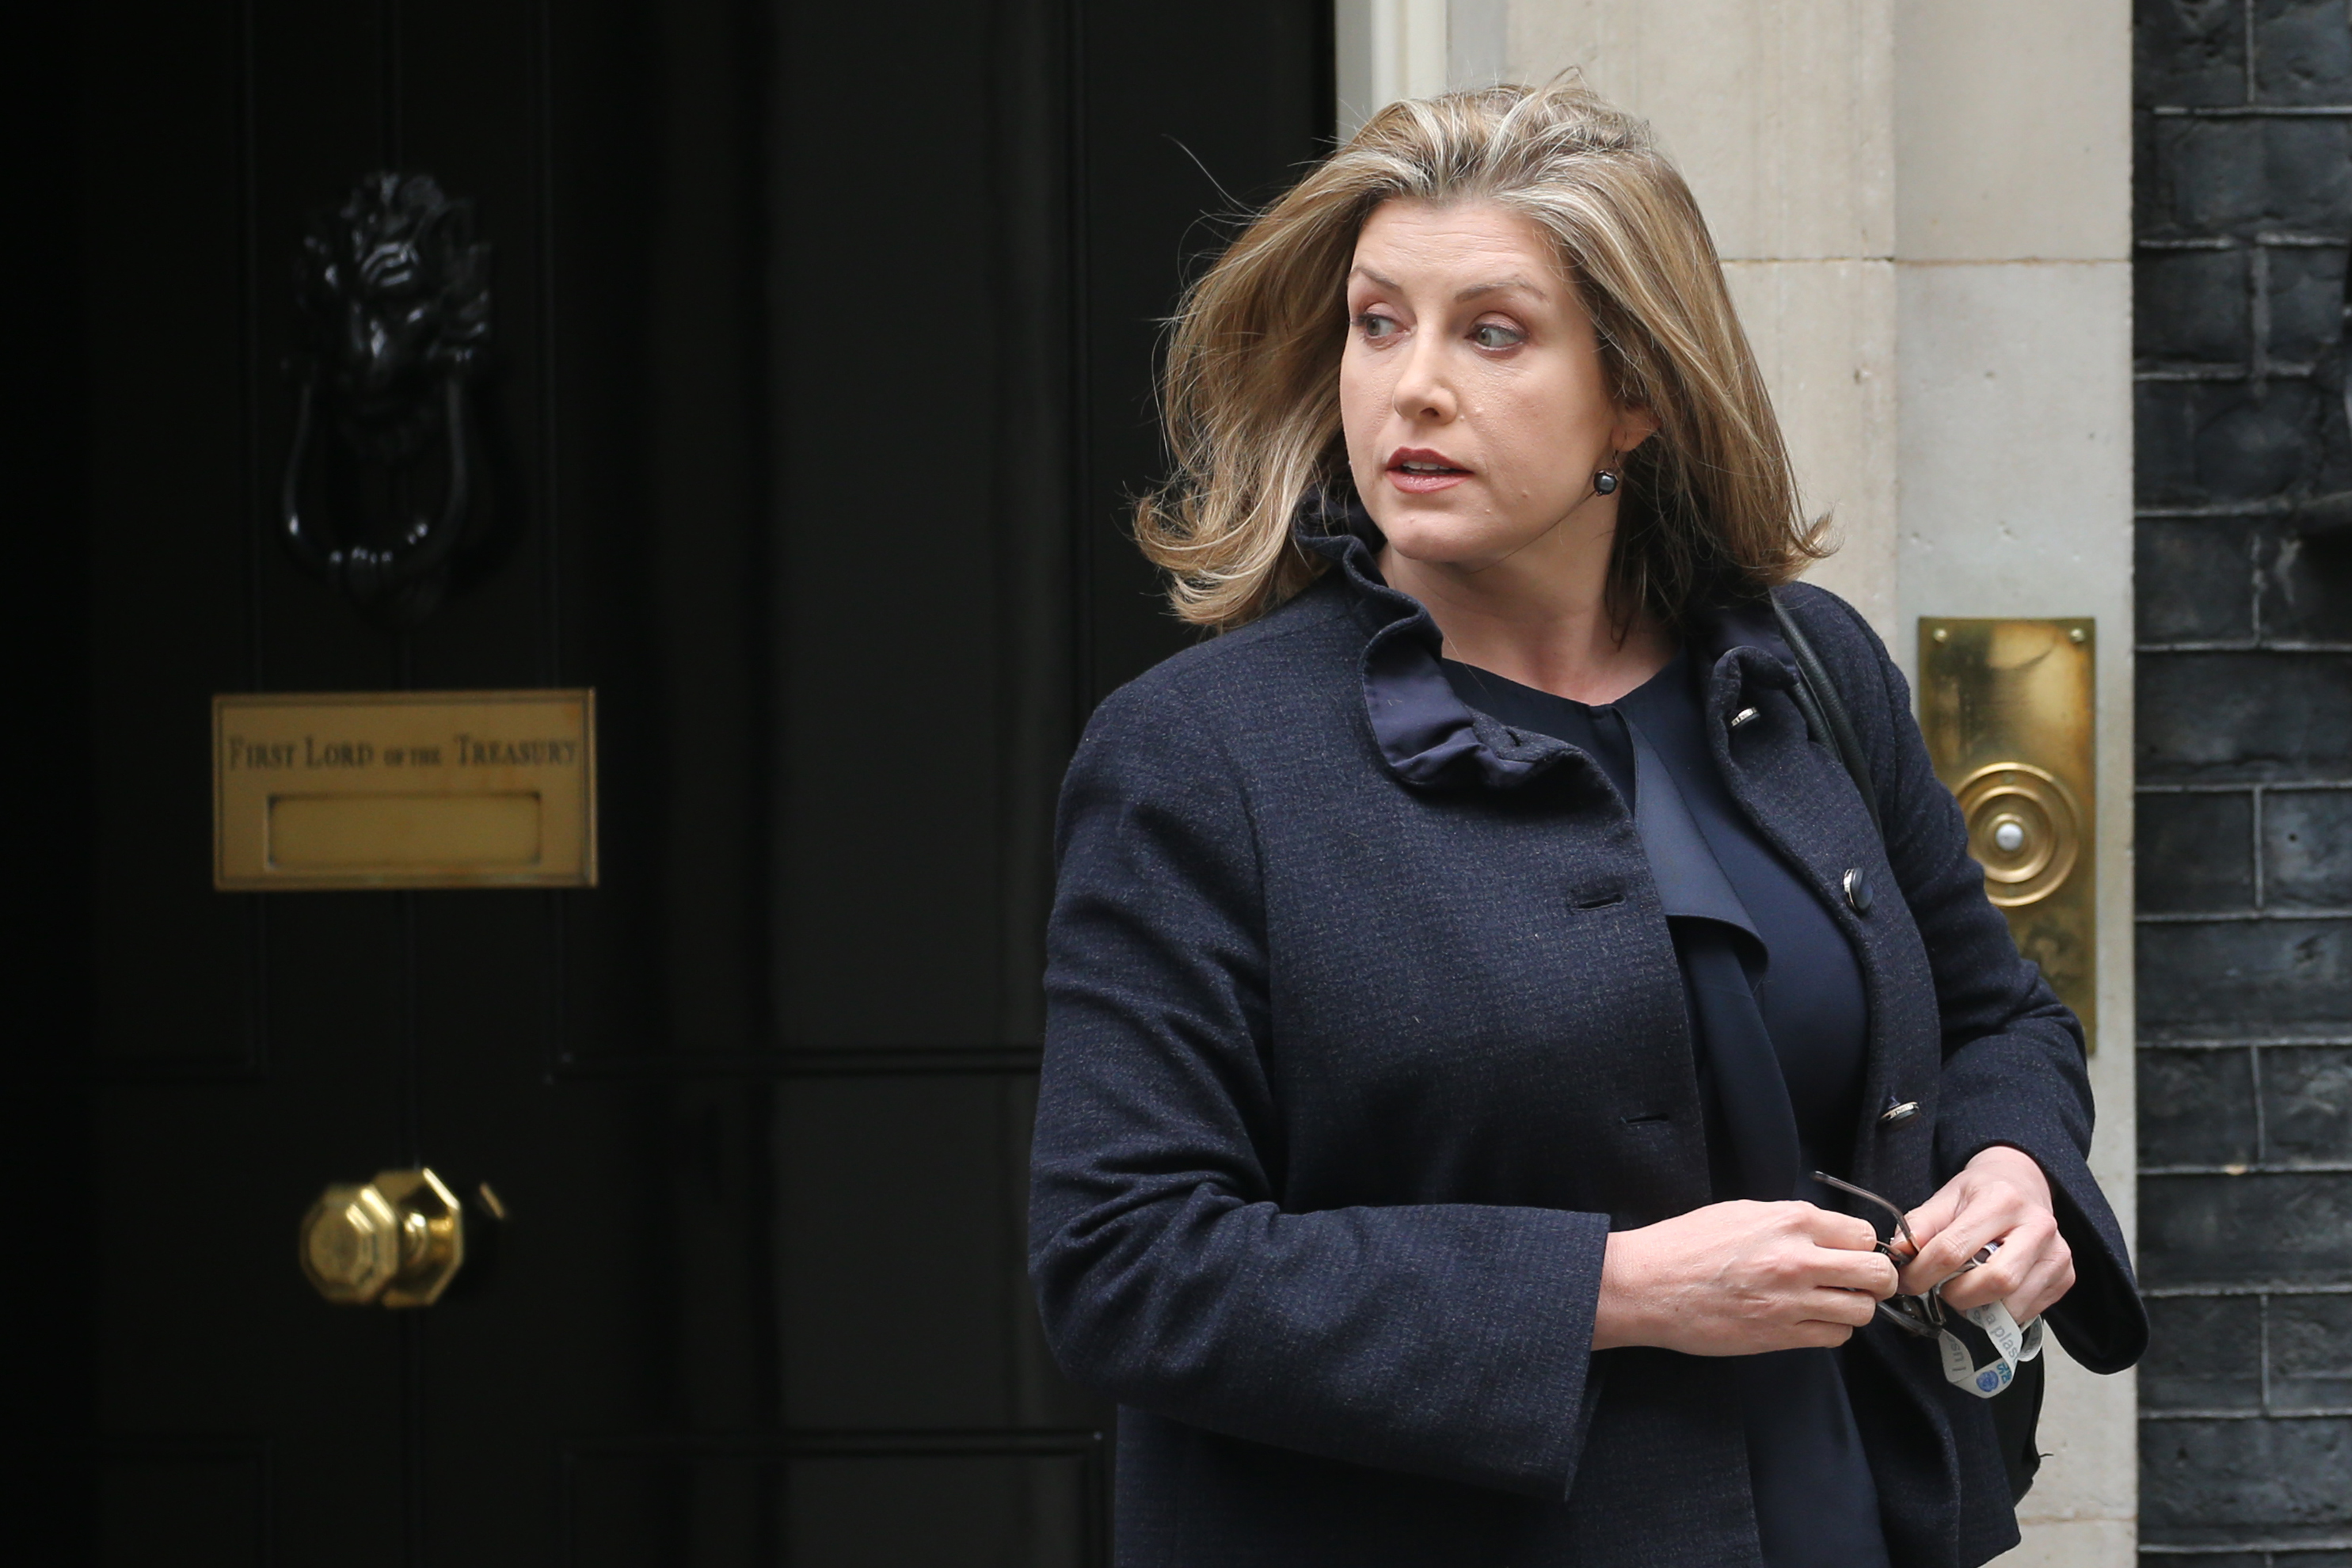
[1769,592,1882,840]
[1768,588,2045,1505]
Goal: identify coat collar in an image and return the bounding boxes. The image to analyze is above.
[1295,497,1798,792]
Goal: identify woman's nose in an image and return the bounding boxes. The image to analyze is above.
[1391,341,1456,424]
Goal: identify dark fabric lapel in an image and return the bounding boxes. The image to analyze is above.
[1629,719,1803,1201]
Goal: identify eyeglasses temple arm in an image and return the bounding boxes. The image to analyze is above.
[1810,1170,1920,1255]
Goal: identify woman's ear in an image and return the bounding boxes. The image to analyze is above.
[1614,405,1661,454]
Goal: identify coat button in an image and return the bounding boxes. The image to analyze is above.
[1844,867,1875,915]
[1880,1100,1920,1126]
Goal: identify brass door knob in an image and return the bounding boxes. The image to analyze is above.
[299,1167,466,1307]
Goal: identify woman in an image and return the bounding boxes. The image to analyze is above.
[1029,81,2145,1568]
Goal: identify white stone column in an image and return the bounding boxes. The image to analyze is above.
[1501,5,2140,1563]
[1893,5,2138,1558]
[1336,0,1456,138]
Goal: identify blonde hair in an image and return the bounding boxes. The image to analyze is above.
[1134,78,1826,632]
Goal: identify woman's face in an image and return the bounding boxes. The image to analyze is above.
[1340,198,1654,573]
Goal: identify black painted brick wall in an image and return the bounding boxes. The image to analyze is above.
[2136,2,2352,1560]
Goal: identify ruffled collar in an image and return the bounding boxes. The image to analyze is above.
[1292,494,1798,791]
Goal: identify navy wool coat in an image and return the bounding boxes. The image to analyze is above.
[1030,531,2146,1568]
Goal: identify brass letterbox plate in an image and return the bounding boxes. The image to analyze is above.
[213,690,596,891]
[1916,620,2095,1049]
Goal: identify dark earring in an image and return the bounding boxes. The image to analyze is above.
[1593,469,1619,495]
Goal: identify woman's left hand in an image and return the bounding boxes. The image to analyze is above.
[1896,1145,2076,1323]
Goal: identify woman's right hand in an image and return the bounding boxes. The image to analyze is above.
[1590,1201,1898,1356]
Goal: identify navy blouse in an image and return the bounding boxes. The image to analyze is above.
[1441,651,1890,1568]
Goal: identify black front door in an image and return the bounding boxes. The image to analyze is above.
[24,4,1331,1562]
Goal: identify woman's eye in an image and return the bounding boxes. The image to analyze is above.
[1471,322,1526,350]
[1356,312,1401,341]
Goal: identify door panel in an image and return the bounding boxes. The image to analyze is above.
[96,1448,271,1568]
[564,1446,1095,1568]
[44,2,1333,1562]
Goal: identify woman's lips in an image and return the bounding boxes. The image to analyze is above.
[1387,449,1471,494]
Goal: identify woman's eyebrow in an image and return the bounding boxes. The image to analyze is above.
[1347,266,1547,302]
[1456,276,1545,303]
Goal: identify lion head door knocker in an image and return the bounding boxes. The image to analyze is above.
[281,173,491,628]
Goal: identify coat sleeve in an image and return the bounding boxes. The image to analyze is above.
[1799,588,2148,1374]
[1028,672,1612,1501]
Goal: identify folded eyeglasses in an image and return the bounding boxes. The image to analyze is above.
[1810,1170,2000,1340]
[1809,1172,2044,1400]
